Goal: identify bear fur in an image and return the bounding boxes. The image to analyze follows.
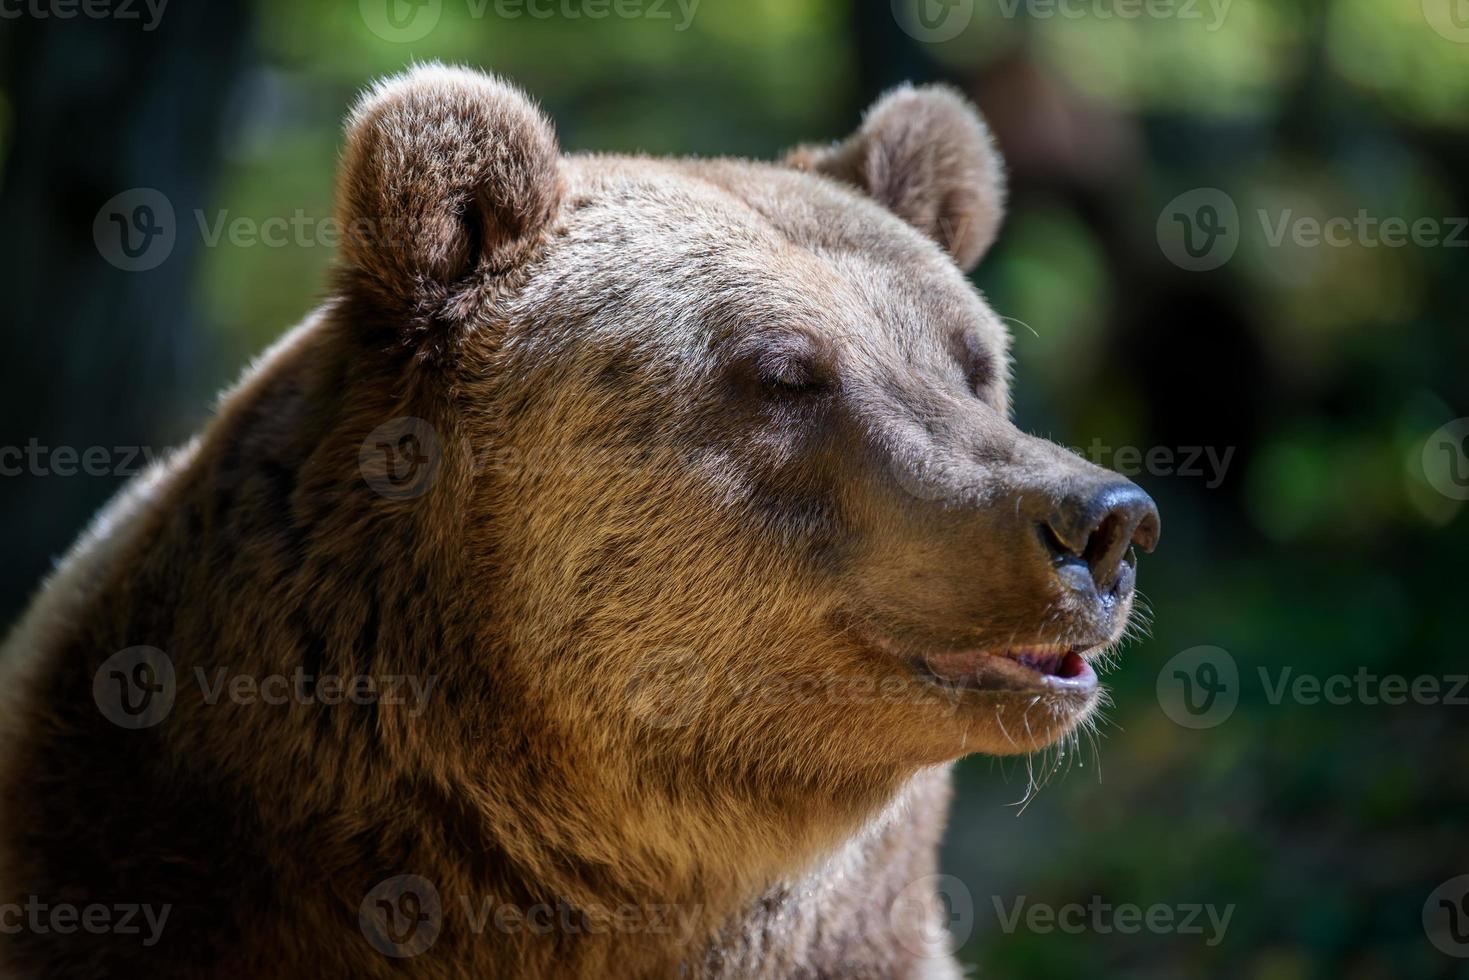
[0,66,1150,978]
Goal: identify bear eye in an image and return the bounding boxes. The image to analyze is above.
[758,354,828,395]
[745,334,832,397]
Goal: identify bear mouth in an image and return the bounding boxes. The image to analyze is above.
[907,643,1100,695]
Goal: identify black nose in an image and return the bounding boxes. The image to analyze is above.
[1043,482,1160,593]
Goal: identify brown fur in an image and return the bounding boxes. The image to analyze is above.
[0,67,1151,978]
[786,83,1006,272]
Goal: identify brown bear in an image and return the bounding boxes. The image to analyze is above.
[0,66,1158,979]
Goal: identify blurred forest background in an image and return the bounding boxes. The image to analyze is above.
[1,0,1466,977]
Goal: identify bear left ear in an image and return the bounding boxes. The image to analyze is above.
[785,84,1006,272]
[336,64,562,350]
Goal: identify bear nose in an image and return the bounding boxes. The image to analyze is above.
[1043,482,1160,593]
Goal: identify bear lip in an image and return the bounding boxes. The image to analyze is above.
[906,642,1101,695]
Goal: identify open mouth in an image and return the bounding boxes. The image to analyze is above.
[910,643,1100,695]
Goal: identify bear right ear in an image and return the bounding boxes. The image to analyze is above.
[336,65,561,353]
[785,84,1005,273]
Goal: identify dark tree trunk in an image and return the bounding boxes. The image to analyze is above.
[0,3,252,621]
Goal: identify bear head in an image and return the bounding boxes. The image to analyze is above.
[333,64,1159,796]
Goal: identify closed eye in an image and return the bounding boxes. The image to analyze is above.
[744,331,834,397]
[759,355,828,395]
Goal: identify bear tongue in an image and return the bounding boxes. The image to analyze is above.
[1009,648,1088,678]
[1055,650,1088,679]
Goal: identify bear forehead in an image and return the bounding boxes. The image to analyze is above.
[515,154,1009,373]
